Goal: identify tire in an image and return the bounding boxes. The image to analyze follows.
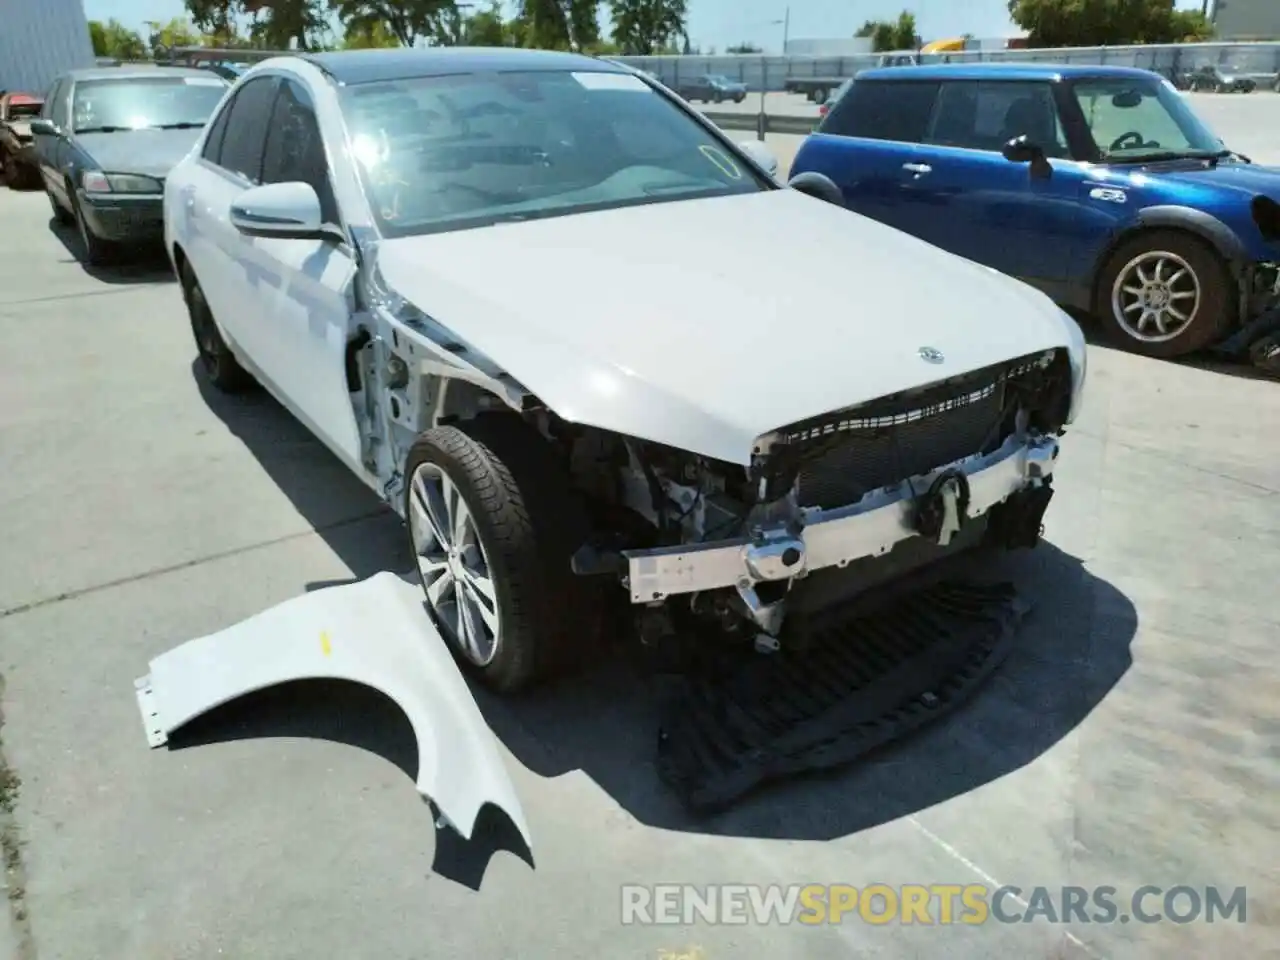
[180,261,255,392]
[72,194,113,266]
[814,87,829,102]
[47,187,72,224]
[1095,230,1234,359]
[403,417,603,694]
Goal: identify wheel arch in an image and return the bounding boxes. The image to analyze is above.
[1089,207,1246,311]
[171,240,189,280]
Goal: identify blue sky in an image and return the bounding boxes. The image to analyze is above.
[83,0,1209,54]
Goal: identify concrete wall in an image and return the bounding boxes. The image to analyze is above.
[0,0,95,94]
[784,38,872,57]
[1214,0,1280,41]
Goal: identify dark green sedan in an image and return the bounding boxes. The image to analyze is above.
[29,65,230,265]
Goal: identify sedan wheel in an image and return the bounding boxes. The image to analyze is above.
[408,460,501,668]
[403,419,605,693]
[73,196,112,266]
[181,262,255,392]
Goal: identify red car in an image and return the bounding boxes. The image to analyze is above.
[0,92,44,188]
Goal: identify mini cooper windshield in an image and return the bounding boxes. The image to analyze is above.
[339,69,769,237]
[1070,76,1226,163]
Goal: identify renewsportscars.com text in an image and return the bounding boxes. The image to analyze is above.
[621,884,1248,926]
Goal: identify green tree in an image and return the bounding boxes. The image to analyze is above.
[185,0,240,37]
[88,20,108,56]
[148,17,203,54]
[343,17,400,47]
[856,11,919,51]
[1008,0,1213,48]
[608,0,687,55]
[456,2,519,46]
[89,18,148,59]
[726,41,762,53]
[329,0,455,47]
[243,0,328,49]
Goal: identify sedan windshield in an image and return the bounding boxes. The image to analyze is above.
[71,76,228,132]
[1070,76,1224,162]
[339,69,768,238]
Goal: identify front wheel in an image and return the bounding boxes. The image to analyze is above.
[404,417,603,694]
[72,195,113,266]
[47,186,72,224]
[1096,230,1234,358]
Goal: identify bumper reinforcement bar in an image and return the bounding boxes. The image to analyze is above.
[656,579,1030,812]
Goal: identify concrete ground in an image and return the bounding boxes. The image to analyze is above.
[1,101,1278,960]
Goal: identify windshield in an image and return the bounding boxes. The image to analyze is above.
[707,75,735,84]
[340,69,768,238]
[71,76,228,132]
[1070,76,1224,162]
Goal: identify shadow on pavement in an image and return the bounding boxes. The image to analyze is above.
[1071,306,1278,381]
[189,366,1137,855]
[46,217,176,285]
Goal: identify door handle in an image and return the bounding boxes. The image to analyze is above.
[902,163,932,174]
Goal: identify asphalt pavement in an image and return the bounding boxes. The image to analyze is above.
[1,99,1278,960]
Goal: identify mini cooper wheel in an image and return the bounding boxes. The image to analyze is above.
[1097,230,1233,359]
[404,417,601,694]
[180,262,254,392]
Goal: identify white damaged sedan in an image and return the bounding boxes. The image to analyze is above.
[164,47,1087,694]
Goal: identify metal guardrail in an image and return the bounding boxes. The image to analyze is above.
[616,41,1280,94]
[701,110,817,136]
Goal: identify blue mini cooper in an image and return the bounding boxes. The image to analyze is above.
[790,64,1280,360]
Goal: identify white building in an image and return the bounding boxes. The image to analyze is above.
[1212,0,1280,40]
[784,38,873,57]
[0,0,95,93]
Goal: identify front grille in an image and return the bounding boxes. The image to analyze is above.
[785,352,1060,510]
[796,386,1004,508]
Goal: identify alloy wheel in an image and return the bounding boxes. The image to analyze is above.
[1110,250,1201,344]
[408,461,501,666]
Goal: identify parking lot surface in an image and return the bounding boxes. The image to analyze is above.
[1,102,1278,960]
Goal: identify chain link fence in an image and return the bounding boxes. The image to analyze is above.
[615,41,1280,95]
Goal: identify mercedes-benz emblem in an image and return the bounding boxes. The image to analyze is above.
[918,346,945,364]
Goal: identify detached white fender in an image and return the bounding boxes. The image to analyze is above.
[134,572,531,851]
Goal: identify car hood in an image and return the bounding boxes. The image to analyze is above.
[1133,160,1280,199]
[74,127,203,179]
[4,119,33,139]
[376,190,1076,464]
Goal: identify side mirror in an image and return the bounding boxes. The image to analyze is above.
[1002,135,1053,178]
[787,171,844,205]
[28,118,58,136]
[737,139,779,178]
[230,181,324,239]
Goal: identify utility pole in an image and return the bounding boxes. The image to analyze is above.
[782,6,790,53]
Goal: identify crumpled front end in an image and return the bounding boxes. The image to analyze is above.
[621,348,1074,635]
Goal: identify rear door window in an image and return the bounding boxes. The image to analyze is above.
[821,80,941,143]
[200,92,234,164]
[214,75,279,184]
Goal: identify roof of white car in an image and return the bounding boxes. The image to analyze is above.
[298,47,626,86]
